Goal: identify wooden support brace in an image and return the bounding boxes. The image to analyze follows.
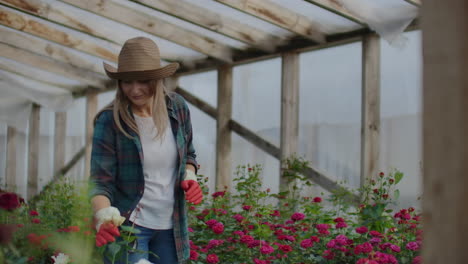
[216,66,233,191]
[280,52,300,190]
[84,91,98,179]
[54,111,67,179]
[361,33,381,188]
[27,104,40,199]
[422,0,468,262]
[6,126,17,191]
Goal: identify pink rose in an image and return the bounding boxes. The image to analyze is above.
[240,235,254,244]
[242,205,252,211]
[406,241,420,251]
[205,219,218,227]
[206,254,219,264]
[211,222,224,234]
[260,244,275,254]
[356,226,369,234]
[189,250,199,260]
[300,239,314,249]
[291,212,305,221]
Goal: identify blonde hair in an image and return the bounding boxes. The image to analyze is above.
[95,79,169,140]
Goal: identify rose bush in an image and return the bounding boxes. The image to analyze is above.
[187,158,422,264]
[0,179,100,264]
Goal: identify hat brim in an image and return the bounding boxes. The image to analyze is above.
[103,62,179,81]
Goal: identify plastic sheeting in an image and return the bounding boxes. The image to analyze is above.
[0,71,74,132]
[340,0,419,47]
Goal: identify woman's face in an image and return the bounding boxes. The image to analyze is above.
[120,80,153,107]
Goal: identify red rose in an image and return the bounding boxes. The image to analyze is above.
[29,210,39,216]
[31,218,41,224]
[0,192,22,211]
[313,197,322,203]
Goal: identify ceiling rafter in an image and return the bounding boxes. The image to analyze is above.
[0,0,219,62]
[1,27,104,75]
[214,0,326,43]
[0,6,119,62]
[0,42,109,89]
[60,0,234,63]
[302,0,366,26]
[131,0,284,52]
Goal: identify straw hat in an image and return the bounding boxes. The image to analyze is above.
[103,37,179,81]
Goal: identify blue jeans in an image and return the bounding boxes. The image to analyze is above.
[104,226,178,264]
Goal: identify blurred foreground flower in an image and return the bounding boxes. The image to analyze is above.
[51,253,71,264]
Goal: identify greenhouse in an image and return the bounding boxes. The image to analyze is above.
[0,0,465,263]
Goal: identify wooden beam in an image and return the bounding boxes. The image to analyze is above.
[131,0,283,52]
[216,66,233,191]
[27,104,40,199]
[280,52,299,189]
[0,27,104,75]
[302,166,360,203]
[422,0,468,262]
[60,0,234,62]
[174,87,217,119]
[302,0,366,25]
[5,126,16,190]
[0,43,109,89]
[53,112,66,179]
[0,6,119,62]
[229,119,281,159]
[360,33,380,188]
[404,0,422,7]
[215,0,325,43]
[84,90,97,179]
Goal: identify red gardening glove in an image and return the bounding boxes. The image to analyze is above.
[95,222,120,247]
[181,180,203,205]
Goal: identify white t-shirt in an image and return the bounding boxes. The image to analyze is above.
[129,115,178,229]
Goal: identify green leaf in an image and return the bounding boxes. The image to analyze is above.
[394,171,404,185]
[120,225,141,234]
[107,243,121,257]
[394,189,400,201]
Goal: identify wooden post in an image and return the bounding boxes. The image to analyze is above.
[6,126,16,190]
[27,104,40,199]
[422,0,468,262]
[360,34,380,188]
[54,111,67,179]
[85,91,98,179]
[280,52,299,190]
[216,65,232,191]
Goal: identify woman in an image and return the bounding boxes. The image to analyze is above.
[89,37,203,264]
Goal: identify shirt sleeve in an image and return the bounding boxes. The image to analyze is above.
[181,97,198,175]
[89,111,117,203]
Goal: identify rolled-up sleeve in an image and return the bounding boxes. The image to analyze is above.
[89,111,117,203]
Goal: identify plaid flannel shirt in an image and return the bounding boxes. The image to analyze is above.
[89,92,198,263]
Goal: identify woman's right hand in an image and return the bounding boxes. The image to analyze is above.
[94,206,125,247]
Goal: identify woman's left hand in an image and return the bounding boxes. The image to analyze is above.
[181,180,203,204]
